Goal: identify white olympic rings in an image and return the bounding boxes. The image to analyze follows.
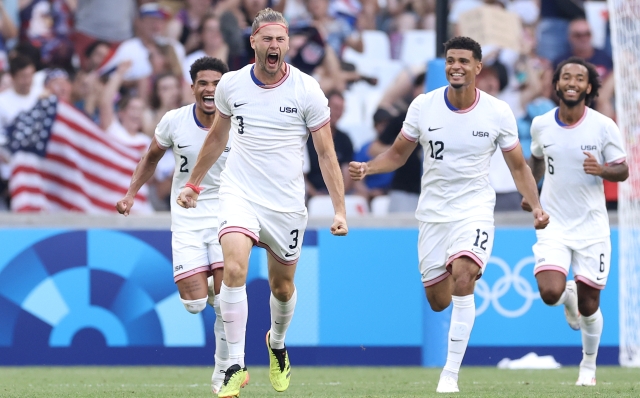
[475,256,540,318]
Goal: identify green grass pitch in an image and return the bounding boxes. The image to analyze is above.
[1,366,639,397]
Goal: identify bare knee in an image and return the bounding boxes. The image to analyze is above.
[538,285,563,306]
[223,261,248,285]
[270,279,295,301]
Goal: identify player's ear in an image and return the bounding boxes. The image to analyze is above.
[586,83,592,95]
[250,34,256,50]
[476,61,483,76]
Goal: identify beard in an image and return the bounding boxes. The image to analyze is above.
[450,83,464,89]
[556,89,587,107]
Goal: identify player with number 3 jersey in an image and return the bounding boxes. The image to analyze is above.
[524,57,628,387]
[178,9,348,398]
[350,36,549,394]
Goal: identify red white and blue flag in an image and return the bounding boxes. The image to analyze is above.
[6,96,152,213]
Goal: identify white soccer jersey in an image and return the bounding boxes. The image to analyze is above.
[402,86,520,222]
[530,107,626,240]
[155,104,230,231]
[214,63,330,212]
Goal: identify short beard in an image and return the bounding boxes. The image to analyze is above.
[450,83,464,89]
[203,109,216,116]
[556,89,587,108]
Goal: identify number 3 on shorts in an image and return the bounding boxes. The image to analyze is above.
[289,229,299,249]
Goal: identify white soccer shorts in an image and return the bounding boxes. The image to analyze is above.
[419,216,495,287]
[533,236,611,289]
[218,192,308,265]
[172,228,223,283]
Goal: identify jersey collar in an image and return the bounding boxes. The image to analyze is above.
[444,87,480,113]
[192,104,210,131]
[554,107,588,129]
[250,63,290,89]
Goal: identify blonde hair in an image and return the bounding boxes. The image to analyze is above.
[251,8,288,35]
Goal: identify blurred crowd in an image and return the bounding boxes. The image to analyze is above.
[0,0,618,214]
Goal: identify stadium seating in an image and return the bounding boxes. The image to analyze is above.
[370,195,391,217]
[307,195,370,217]
[399,30,436,67]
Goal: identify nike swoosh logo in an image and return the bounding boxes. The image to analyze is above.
[428,127,442,131]
[284,253,296,257]
[223,320,233,323]
[275,321,281,324]
[234,102,247,108]
[543,144,554,148]
[450,338,462,342]
[177,144,190,148]
[596,276,606,280]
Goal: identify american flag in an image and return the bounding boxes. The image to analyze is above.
[6,95,153,213]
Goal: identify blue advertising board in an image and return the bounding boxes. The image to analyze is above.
[0,227,619,366]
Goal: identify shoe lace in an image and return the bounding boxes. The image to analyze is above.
[223,364,242,385]
[271,347,288,372]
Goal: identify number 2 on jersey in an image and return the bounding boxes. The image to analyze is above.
[180,155,188,173]
[428,140,444,160]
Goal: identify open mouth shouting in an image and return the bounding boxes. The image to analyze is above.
[202,95,215,109]
[266,52,279,69]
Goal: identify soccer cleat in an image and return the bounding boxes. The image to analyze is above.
[564,280,580,331]
[575,374,596,386]
[217,364,249,398]
[436,375,459,393]
[211,361,228,394]
[266,331,291,392]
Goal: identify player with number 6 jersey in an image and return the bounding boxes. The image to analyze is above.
[525,57,628,387]
[116,57,233,394]
[350,37,549,394]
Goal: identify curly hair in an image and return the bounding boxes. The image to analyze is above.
[443,36,482,61]
[189,57,229,83]
[552,56,601,106]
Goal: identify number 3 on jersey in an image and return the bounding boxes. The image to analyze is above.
[236,116,245,134]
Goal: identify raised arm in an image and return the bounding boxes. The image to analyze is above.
[116,137,167,215]
[311,123,348,236]
[177,112,231,208]
[99,62,131,131]
[503,144,549,229]
[349,132,417,180]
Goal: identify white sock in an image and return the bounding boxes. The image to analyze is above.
[580,308,603,373]
[442,294,475,382]
[213,294,229,366]
[552,290,568,306]
[269,288,297,349]
[220,283,247,368]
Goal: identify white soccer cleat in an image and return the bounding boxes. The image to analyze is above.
[564,280,580,330]
[211,361,228,394]
[575,373,596,386]
[436,375,459,393]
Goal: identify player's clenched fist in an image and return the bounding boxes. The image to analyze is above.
[532,208,550,230]
[116,195,134,216]
[331,213,348,236]
[583,151,603,176]
[177,186,199,208]
[349,161,368,181]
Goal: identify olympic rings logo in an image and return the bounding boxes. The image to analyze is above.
[475,256,540,318]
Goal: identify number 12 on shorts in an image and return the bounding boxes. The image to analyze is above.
[474,229,489,251]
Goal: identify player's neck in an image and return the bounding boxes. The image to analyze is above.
[446,84,477,110]
[195,106,215,128]
[558,102,587,125]
[253,62,286,85]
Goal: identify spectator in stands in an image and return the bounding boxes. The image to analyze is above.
[84,40,111,72]
[305,90,354,197]
[0,56,41,133]
[369,72,424,213]
[353,108,394,200]
[73,0,136,70]
[42,68,71,102]
[116,3,186,87]
[167,0,215,54]
[99,61,150,151]
[304,0,363,56]
[19,0,75,70]
[0,2,18,71]
[554,18,613,79]
[183,14,229,84]
[536,0,585,62]
[143,73,182,137]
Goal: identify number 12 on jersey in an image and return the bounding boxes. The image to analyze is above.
[428,140,444,160]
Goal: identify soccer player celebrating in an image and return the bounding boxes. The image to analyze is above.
[177,8,348,398]
[116,57,233,394]
[523,57,628,386]
[350,36,549,393]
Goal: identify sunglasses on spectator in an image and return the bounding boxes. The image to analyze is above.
[571,31,592,38]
